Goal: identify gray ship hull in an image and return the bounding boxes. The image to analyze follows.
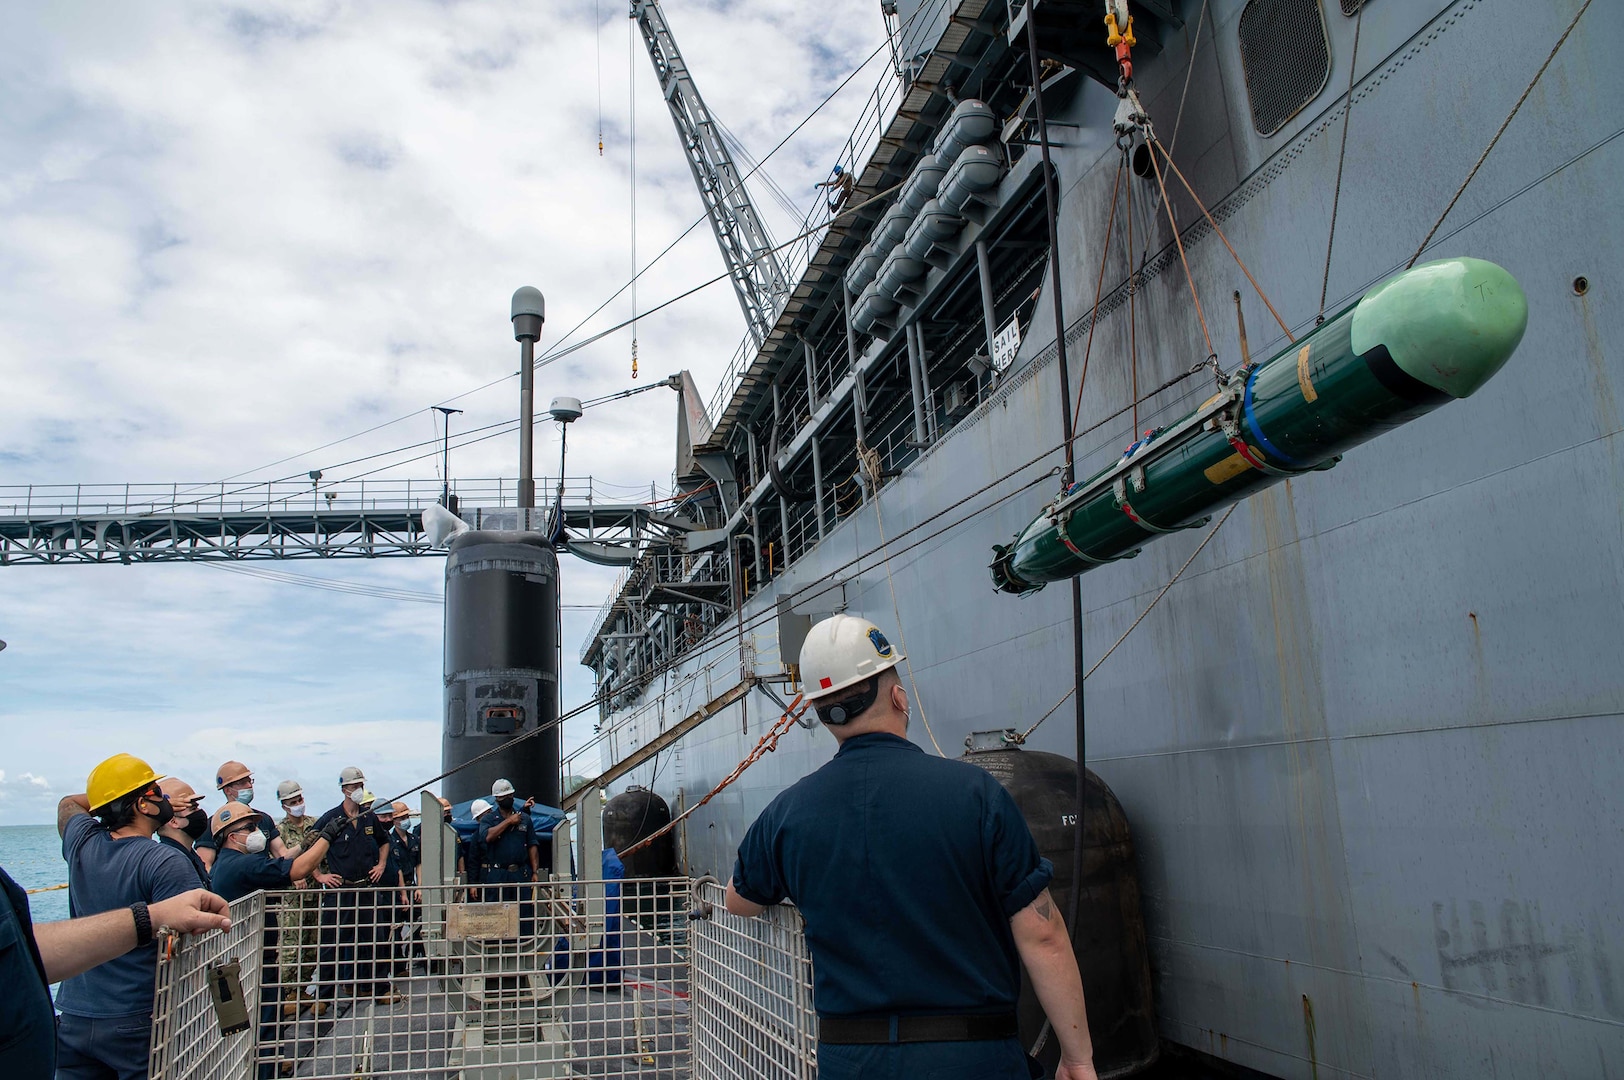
[588,2,1624,1076]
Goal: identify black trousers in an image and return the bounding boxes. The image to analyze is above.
[315,885,386,997]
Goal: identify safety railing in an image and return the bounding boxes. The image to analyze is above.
[689,880,817,1080]
[150,879,698,1080]
[148,877,823,1080]
[0,478,609,519]
[150,892,268,1080]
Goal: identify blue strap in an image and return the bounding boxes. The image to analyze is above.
[1243,366,1308,469]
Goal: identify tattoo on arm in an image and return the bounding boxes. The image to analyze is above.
[1034,892,1056,922]
[58,795,88,837]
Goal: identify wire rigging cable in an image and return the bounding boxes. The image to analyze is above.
[1319,0,1364,323]
[1407,0,1593,269]
[178,1,939,509]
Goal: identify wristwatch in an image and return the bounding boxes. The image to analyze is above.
[131,901,153,947]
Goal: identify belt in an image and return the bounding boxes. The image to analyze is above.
[484,864,527,872]
[818,1013,1018,1045]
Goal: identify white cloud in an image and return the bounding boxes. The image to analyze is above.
[0,0,888,823]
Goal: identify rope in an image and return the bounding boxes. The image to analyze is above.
[1126,156,1141,431]
[27,883,69,895]
[858,442,946,757]
[1070,158,1125,431]
[1407,0,1593,269]
[1151,140,1294,343]
[1319,0,1364,323]
[617,695,808,858]
[1018,503,1237,743]
[1143,130,1217,364]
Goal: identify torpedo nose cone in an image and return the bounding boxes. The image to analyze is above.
[1350,257,1528,399]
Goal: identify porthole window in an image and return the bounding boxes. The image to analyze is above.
[1238,0,1333,136]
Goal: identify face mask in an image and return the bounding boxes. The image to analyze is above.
[284,801,306,817]
[242,830,268,855]
[342,786,362,803]
[496,797,514,813]
[182,809,209,840]
[443,812,453,823]
[235,788,254,805]
[141,794,175,828]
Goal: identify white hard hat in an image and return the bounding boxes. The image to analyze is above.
[339,766,366,786]
[491,778,515,798]
[276,780,304,803]
[470,799,493,818]
[799,614,904,702]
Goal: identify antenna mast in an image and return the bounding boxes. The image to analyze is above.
[630,0,788,349]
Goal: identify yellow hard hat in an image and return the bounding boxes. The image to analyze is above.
[87,754,163,811]
[215,760,252,790]
[210,803,266,838]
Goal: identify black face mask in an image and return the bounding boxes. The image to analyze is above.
[496,797,514,813]
[141,794,175,828]
[181,809,209,840]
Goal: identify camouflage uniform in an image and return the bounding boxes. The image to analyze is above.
[277,814,325,992]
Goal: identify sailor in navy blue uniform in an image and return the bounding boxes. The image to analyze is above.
[477,779,539,890]
[726,616,1098,1080]
[313,767,399,1004]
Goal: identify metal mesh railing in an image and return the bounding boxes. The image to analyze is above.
[150,892,268,1080]
[152,880,696,1080]
[148,878,823,1080]
[689,881,817,1080]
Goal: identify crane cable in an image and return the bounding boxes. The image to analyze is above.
[628,11,639,380]
[595,0,604,156]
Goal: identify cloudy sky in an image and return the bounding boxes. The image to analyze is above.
[0,0,892,824]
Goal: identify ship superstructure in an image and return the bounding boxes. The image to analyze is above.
[577,1,1622,1077]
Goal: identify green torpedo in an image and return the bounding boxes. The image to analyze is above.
[990,257,1529,594]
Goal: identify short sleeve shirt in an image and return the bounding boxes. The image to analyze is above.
[314,807,387,881]
[158,834,211,889]
[732,732,1052,1018]
[392,828,420,883]
[0,866,55,1077]
[477,810,536,867]
[55,815,204,1018]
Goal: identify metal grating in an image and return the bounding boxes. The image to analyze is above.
[1237,0,1333,136]
[1340,0,1366,13]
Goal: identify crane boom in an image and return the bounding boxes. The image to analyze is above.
[631,0,788,349]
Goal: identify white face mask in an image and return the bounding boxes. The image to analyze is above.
[242,830,268,855]
[284,801,306,817]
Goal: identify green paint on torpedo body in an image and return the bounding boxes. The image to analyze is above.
[990,258,1529,594]
[1352,257,1529,399]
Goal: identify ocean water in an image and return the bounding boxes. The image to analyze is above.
[0,823,72,924]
